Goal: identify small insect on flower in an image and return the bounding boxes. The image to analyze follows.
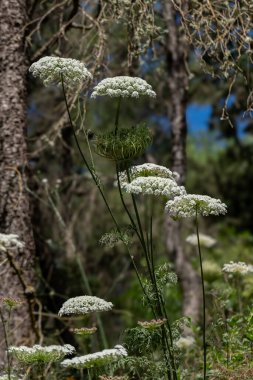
[29,56,92,89]
[61,345,127,369]
[58,296,113,317]
[91,76,156,98]
[165,194,227,218]
[70,327,97,336]
[175,336,195,350]
[222,261,253,275]
[0,233,25,252]
[8,344,75,364]
[138,318,167,330]
[186,233,217,248]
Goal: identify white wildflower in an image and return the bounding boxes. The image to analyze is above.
[0,375,21,380]
[58,296,113,317]
[122,176,186,198]
[61,345,127,369]
[222,261,253,275]
[175,336,195,350]
[8,344,75,364]
[0,233,25,252]
[165,194,227,218]
[119,163,180,183]
[186,233,217,248]
[91,76,156,98]
[29,56,92,89]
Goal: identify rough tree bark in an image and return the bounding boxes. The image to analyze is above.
[163,1,201,326]
[0,0,38,362]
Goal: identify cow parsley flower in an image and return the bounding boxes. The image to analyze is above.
[70,327,97,336]
[175,336,195,350]
[138,318,167,330]
[222,261,253,275]
[119,163,180,183]
[29,57,92,88]
[91,76,156,98]
[58,296,113,317]
[165,194,227,218]
[61,345,127,369]
[8,344,75,364]
[186,233,217,248]
[0,233,24,252]
[122,176,186,198]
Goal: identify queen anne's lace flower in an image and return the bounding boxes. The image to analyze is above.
[165,194,227,218]
[222,261,253,275]
[58,296,113,317]
[91,76,156,98]
[175,336,195,350]
[186,233,217,248]
[29,57,92,88]
[8,344,75,364]
[122,176,186,198]
[0,233,24,252]
[119,163,180,184]
[61,345,127,369]
[138,318,167,330]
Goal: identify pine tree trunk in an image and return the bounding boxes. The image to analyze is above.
[0,0,38,362]
[163,1,201,326]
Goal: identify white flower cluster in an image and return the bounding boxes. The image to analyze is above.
[175,336,195,350]
[122,177,186,198]
[29,57,92,88]
[58,296,113,317]
[91,76,156,98]
[8,344,75,364]
[0,375,21,380]
[222,261,253,275]
[119,164,184,198]
[0,233,25,252]
[61,345,127,369]
[186,233,217,248]
[120,163,180,183]
[165,194,227,218]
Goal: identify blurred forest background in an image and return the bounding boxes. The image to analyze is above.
[1,0,253,375]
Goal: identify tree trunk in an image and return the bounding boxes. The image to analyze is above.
[163,1,201,326]
[0,0,38,362]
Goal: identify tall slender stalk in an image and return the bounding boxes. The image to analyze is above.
[0,307,12,380]
[195,208,207,380]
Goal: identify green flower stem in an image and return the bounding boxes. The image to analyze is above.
[114,97,122,136]
[76,254,108,349]
[195,209,207,380]
[0,307,12,380]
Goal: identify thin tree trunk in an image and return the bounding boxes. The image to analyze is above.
[163,1,201,326]
[0,0,38,361]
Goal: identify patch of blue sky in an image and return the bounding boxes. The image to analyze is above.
[186,103,212,134]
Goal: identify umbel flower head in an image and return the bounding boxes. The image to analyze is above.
[121,176,186,198]
[186,233,217,248]
[0,233,24,252]
[29,57,92,88]
[138,318,167,330]
[58,295,113,317]
[222,261,253,275]
[120,163,180,183]
[165,194,227,218]
[61,345,127,369]
[93,125,152,161]
[91,76,156,98]
[8,344,75,364]
[70,327,97,336]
